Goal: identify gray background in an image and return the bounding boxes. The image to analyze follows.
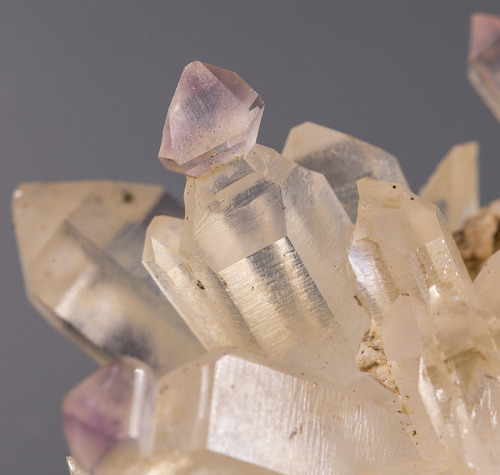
[2,1,500,473]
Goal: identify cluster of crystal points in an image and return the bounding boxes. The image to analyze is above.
[11,13,500,475]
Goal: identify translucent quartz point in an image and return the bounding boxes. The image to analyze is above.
[96,349,419,475]
[282,122,408,222]
[468,13,500,122]
[419,142,479,232]
[419,297,500,473]
[143,215,262,353]
[12,181,203,373]
[62,357,157,473]
[348,179,475,325]
[67,457,88,475]
[173,144,370,383]
[159,61,264,177]
[380,296,448,463]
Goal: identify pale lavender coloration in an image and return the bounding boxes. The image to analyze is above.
[62,357,157,473]
[468,13,500,122]
[159,61,264,177]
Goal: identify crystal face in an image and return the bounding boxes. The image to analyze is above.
[468,13,500,122]
[11,181,204,373]
[151,144,371,384]
[159,61,264,177]
[62,357,157,473]
[86,349,420,475]
[282,122,408,222]
[348,178,475,326]
[419,141,479,232]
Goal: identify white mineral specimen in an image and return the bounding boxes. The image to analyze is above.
[419,141,479,232]
[282,122,408,222]
[12,181,203,373]
[92,349,420,475]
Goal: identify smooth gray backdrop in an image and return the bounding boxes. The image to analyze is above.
[2,2,500,473]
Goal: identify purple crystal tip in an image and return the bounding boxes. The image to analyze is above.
[62,356,157,472]
[469,12,500,60]
[159,61,264,177]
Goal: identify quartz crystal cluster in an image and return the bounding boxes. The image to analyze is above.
[11,13,500,475]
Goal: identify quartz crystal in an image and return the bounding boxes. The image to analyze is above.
[91,348,420,475]
[62,357,157,473]
[468,13,500,122]
[419,294,500,473]
[157,144,370,383]
[348,178,475,325]
[159,61,264,177]
[143,215,262,353]
[12,181,203,373]
[419,141,479,232]
[282,122,408,222]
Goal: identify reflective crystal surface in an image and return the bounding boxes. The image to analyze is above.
[468,13,500,122]
[348,178,475,326]
[157,144,371,383]
[67,457,88,475]
[159,61,264,177]
[282,122,408,222]
[419,141,479,232]
[12,181,203,373]
[143,215,262,353]
[63,357,157,473]
[96,349,419,475]
[419,296,500,473]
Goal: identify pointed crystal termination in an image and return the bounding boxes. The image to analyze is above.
[419,297,500,473]
[282,122,408,222]
[12,181,204,374]
[419,142,479,232]
[348,179,475,326]
[95,349,420,474]
[62,357,157,474]
[159,61,264,177]
[468,13,500,122]
[171,144,370,384]
[143,215,262,353]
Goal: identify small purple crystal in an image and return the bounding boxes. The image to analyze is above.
[62,357,157,472]
[159,61,264,177]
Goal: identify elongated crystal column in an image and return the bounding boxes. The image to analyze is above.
[348,179,475,325]
[282,122,408,222]
[93,349,420,475]
[178,145,370,383]
[12,181,204,373]
[143,215,262,353]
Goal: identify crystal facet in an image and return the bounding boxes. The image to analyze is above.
[62,357,157,473]
[468,13,500,122]
[154,144,370,384]
[348,179,475,325]
[282,122,408,222]
[66,457,88,475]
[419,296,500,473]
[159,61,264,177]
[12,181,203,373]
[419,141,479,232]
[94,349,420,475]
